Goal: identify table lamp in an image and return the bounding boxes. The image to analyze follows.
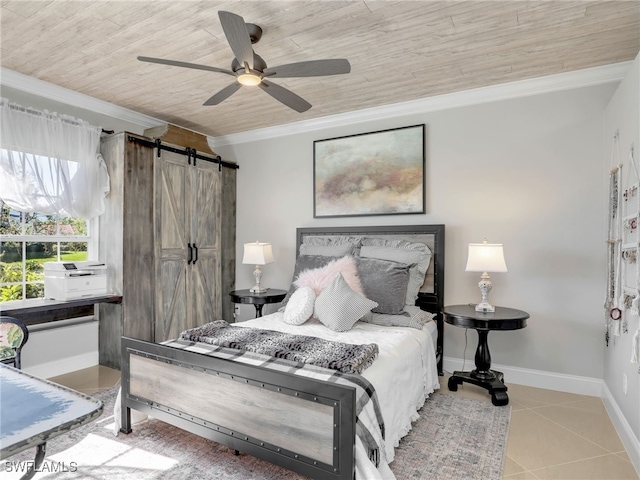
[243,241,274,293]
[465,240,508,312]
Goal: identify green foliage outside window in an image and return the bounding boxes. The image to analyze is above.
[0,202,89,302]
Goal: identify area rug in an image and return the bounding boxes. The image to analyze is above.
[2,387,510,480]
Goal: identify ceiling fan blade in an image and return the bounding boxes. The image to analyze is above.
[218,11,254,70]
[137,56,234,76]
[258,79,311,113]
[264,59,351,78]
[203,82,242,106]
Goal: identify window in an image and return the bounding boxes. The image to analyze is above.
[0,202,94,302]
[0,99,106,303]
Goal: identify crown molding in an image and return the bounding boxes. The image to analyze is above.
[209,61,632,148]
[1,62,630,147]
[1,68,163,129]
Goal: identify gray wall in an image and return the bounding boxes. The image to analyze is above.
[603,55,640,446]
[216,82,618,381]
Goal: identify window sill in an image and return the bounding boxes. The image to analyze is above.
[1,295,122,326]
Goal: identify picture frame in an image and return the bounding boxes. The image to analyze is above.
[313,124,425,218]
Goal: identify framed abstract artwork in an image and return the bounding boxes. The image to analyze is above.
[313,124,425,218]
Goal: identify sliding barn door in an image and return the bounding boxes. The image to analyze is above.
[155,151,190,342]
[187,159,222,325]
[154,147,224,342]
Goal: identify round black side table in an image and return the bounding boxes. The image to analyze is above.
[442,304,529,406]
[229,289,288,318]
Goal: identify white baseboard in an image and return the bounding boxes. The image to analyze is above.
[443,356,603,396]
[443,356,640,476]
[23,351,99,380]
[602,384,640,476]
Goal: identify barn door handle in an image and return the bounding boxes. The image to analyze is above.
[192,243,198,264]
[187,243,193,264]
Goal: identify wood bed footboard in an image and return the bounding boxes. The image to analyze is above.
[120,337,357,479]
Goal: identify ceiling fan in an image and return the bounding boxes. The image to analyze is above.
[138,11,351,113]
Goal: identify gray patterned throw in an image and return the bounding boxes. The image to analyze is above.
[179,320,379,374]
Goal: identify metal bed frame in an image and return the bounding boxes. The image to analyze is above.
[120,224,445,479]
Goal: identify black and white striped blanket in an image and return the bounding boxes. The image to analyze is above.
[179,320,379,374]
[163,337,386,468]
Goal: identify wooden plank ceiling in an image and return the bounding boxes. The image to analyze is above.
[1,1,639,137]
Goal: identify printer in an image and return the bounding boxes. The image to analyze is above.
[44,261,108,300]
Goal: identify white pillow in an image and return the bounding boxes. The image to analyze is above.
[314,273,378,332]
[283,286,316,325]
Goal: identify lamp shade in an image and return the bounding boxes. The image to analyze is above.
[465,242,507,273]
[242,242,274,265]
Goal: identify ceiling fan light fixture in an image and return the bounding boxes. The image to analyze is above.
[237,72,262,86]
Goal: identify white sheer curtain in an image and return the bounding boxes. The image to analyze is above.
[0,97,109,219]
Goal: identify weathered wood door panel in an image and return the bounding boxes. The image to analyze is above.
[189,255,220,325]
[155,151,189,342]
[158,157,188,251]
[99,133,155,368]
[158,258,188,340]
[155,148,222,341]
[188,160,222,323]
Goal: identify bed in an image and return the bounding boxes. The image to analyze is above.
[119,224,445,479]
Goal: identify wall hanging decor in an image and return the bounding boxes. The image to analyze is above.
[606,128,640,355]
[623,144,640,366]
[313,124,425,218]
[605,132,623,346]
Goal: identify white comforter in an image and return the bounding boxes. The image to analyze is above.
[236,314,440,480]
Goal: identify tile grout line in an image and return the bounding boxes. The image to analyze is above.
[526,453,635,477]
[522,408,621,461]
[506,402,626,475]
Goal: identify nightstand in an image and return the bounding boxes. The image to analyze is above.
[229,289,288,318]
[442,304,529,406]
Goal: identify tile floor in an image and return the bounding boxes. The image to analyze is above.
[437,373,638,479]
[48,366,639,479]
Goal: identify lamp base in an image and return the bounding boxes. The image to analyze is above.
[475,301,496,313]
[249,264,266,294]
[475,273,495,312]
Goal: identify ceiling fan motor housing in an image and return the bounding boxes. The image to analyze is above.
[232,53,267,73]
[246,23,263,44]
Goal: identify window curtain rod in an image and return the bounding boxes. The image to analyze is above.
[5,102,100,130]
[8,102,113,135]
[127,135,239,170]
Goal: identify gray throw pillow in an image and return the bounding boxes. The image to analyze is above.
[360,306,435,329]
[355,257,411,315]
[299,243,356,257]
[359,240,431,305]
